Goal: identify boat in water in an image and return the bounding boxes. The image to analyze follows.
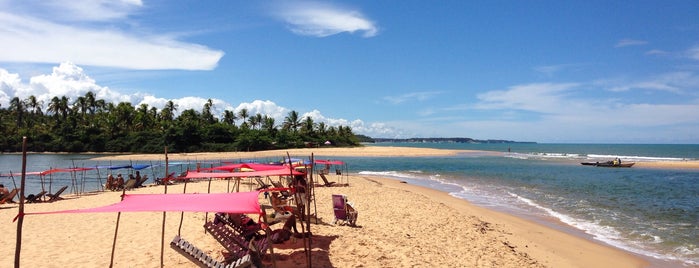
[581,160,635,167]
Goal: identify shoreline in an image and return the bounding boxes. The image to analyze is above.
[87,146,699,170]
[0,173,648,267]
[1,146,692,266]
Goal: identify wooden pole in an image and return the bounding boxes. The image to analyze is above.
[14,136,28,268]
[109,172,130,268]
[160,146,169,268]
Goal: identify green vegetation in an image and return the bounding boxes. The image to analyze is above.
[0,92,360,153]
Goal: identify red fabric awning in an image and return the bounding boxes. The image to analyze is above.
[185,168,303,179]
[315,160,345,165]
[21,191,262,217]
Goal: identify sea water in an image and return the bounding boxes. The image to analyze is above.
[353,143,699,267]
[1,143,697,266]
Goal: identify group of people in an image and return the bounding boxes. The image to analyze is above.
[105,173,125,191]
[105,171,145,191]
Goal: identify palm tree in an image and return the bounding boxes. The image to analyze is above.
[222,110,237,125]
[84,91,97,114]
[160,100,177,122]
[262,116,276,132]
[301,116,315,135]
[9,97,26,127]
[26,95,43,116]
[283,110,301,132]
[237,108,249,127]
[134,103,152,131]
[202,99,216,124]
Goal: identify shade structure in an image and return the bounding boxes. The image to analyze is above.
[185,168,304,179]
[314,159,345,165]
[21,191,262,217]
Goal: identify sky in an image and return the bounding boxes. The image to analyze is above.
[1,0,698,143]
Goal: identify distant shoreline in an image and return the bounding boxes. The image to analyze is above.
[86,146,699,170]
[3,146,697,170]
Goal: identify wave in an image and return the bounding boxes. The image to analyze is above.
[508,193,698,266]
[505,152,693,162]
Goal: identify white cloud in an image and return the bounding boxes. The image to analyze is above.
[29,0,143,22]
[383,91,443,104]
[272,1,378,37]
[0,62,401,137]
[645,49,668,56]
[688,45,699,61]
[601,72,698,93]
[615,38,648,48]
[475,83,580,113]
[0,3,223,70]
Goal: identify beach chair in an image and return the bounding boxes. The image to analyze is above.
[0,189,19,204]
[122,178,137,190]
[270,181,291,198]
[254,177,271,190]
[213,213,265,244]
[332,194,357,226]
[204,221,266,266]
[26,190,47,203]
[155,172,176,185]
[46,185,69,202]
[170,235,253,268]
[133,176,149,188]
[318,173,336,187]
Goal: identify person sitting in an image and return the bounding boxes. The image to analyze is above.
[106,174,115,191]
[271,191,293,217]
[116,174,125,190]
[135,171,141,182]
[0,184,10,198]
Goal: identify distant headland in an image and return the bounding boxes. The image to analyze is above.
[367,137,536,144]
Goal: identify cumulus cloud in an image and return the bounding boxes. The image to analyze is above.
[0,62,399,137]
[272,1,378,37]
[0,2,223,70]
[615,38,648,48]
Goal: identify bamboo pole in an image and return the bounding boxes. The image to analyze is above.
[160,146,169,268]
[14,136,28,268]
[109,172,129,268]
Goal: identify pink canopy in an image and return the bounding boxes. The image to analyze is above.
[201,163,286,172]
[21,191,262,217]
[315,160,345,165]
[185,168,304,179]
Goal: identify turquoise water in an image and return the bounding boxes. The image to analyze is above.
[353,143,699,267]
[1,143,698,266]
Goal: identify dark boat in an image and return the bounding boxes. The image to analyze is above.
[580,161,635,167]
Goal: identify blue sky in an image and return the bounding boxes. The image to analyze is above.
[1,0,698,143]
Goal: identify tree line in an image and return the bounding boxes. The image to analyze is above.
[0,92,360,153]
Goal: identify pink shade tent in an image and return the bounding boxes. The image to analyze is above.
[19,191,262,218]
[200,163,287,172]
[314,160,345,165]
[185,168,304,179]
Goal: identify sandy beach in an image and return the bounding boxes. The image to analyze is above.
[4,146,690,267]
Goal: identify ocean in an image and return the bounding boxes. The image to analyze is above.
[1,143,697,267]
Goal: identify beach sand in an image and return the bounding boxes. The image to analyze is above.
[0,146,671,267]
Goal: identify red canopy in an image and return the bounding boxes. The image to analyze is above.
[315,160,345,165]
[185,168,304,179]
[201,163,286,172]
[21,191,262,217]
